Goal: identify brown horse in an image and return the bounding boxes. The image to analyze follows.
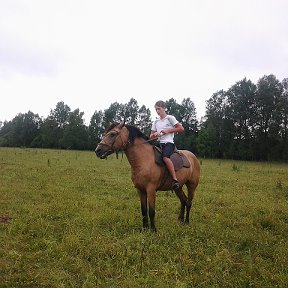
[95,122,200,232]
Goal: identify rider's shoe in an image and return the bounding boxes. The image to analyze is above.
[171,180,180,191]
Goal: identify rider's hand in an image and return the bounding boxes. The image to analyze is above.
[151,132,159,138]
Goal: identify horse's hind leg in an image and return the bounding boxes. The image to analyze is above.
[174,188,188,223]
[185,182,197,224]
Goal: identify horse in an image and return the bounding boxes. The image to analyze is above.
[95,122,200,232]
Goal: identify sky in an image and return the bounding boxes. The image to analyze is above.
[0,0,288,125]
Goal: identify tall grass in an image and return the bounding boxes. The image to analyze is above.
[1,148,288,287]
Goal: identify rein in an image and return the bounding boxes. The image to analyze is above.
[132,136,161,146]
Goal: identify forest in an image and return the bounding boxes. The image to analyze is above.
[1,74,287,162]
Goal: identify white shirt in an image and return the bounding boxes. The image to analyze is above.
[151,115,178,143]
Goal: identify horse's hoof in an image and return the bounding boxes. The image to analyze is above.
[151,227,157,233]
[178,217,184,223]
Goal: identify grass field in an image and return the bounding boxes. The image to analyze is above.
[1,147,288,287]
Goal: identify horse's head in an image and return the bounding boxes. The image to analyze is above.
[95,122,129,159]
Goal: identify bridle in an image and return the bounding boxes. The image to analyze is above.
[100,128,130,152]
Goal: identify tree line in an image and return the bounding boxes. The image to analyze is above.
[0,74,287,162]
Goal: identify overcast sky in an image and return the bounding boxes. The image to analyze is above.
[1,0,287,124]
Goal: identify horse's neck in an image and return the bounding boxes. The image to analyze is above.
[125,138,153,167]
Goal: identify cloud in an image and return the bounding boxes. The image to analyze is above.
[0,35,61,77]
[0,0,288,124]
[0,1,63,78]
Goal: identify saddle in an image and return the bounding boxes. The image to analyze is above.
[153,146,190,171]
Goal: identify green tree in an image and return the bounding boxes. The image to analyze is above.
[279,78,288,160]
[31,116,59,148]
[123,98,139,125]
[0,120,14,146]
[226,78,257,159]
[179,98,198,152]
[197,122,217,158]
[50,101,71,128]
[136,105,151,135]
[35,102,71,148]
[89,110,104,149]
[60,109,88,150]
[180,98,198,133]
[103,102,124,128]
[0,112,41,147]
[253,75,283,160]
[205,90,233,158]
[21,111,42,147]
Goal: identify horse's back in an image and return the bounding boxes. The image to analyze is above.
[179,149,199,164]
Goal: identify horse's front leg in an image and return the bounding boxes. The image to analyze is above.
[147,187,157,232]
[137,189,149,230]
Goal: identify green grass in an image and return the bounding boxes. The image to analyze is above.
[1,148,288,287]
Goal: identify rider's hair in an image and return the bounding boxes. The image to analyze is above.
[154,100,166,108]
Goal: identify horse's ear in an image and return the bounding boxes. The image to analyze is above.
[118,121,125,129]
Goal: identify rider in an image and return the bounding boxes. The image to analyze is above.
[150,100,184,190]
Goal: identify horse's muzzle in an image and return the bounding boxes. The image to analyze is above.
[95,145,113,159]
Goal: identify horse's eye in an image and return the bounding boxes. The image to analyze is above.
[109,132,117,138]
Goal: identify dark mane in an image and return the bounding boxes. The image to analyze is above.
[125,125,150,143]
[105,122,150,144]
